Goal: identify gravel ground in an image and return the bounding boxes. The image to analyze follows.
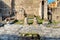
[0,24,60,40]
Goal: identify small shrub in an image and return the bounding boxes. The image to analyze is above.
[15,20,24,25]
[37,19,43,24]
[27,19,33,25]
[52,20,58,24]
[36,16,43,24]
[27,15,34,25]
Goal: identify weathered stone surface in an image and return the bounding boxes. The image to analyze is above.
[0,24,60,40]
[0,24,60,38]
[2,0,48,20]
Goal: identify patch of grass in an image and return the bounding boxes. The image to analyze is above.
[15,20,24,25]
[27,19,33,25]
[37,19,43,24]
[27,14,34,25]
[52,20,57,24]
[52,20,60,24]
[52,26,60,28]
[36,16,43,24]
[19,33,40,37]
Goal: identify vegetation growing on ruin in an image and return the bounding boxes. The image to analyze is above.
[15,20,24,25]
[36,16,43,24]
[27,19,33,25]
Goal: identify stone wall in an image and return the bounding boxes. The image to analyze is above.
[2,0,11,8]
[15,0,48,20]
[0,0,11,17]
[2,0,48,20]
[52,8,60,22]
[52,1,60,22]
[15,0,41,20]
[15,0,41,16]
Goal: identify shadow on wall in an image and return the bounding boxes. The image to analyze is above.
[0,0,10,20]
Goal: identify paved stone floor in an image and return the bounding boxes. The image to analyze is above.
[0,24,60,40]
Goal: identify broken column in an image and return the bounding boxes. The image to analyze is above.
[16,7,25,20]
[39,0,48,20]
[39,0,42,19]
[44,0,48,20]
